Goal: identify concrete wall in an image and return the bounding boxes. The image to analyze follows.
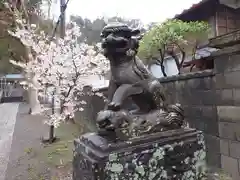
[160,70,221,170]
[214,50,240,179]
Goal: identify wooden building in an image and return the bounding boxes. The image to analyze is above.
[175,0,240,37]
[149,0,240,77]
[175,0,240,73]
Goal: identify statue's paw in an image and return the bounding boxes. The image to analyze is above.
[108,101,121,111]
[96,110,112,128]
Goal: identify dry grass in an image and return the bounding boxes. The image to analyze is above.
[24,122,83,180]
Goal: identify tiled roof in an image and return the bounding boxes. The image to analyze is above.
[1,74,24,79]
[174,0,211,19]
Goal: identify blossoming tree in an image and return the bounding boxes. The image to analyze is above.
[8,15,109,142]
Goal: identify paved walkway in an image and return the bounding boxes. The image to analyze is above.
[0,103,20,180]
[5,103,51,180]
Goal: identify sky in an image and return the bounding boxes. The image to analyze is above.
[49,0,202,24]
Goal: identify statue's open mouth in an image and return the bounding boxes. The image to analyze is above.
[101,35,129,50]
[102,41,128,49]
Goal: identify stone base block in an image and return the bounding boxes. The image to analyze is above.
[73,128,206,180]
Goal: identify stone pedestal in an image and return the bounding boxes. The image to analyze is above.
[73,128,206,180]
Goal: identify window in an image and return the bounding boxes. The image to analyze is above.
[216,6,240,36]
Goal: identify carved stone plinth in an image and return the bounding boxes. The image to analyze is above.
[72,128,206,180]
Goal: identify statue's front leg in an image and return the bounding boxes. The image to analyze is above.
[104,79,117,110]
[108,84,143,111]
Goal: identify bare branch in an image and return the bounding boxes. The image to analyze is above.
[190,64,195,72]
[158,45,167,77]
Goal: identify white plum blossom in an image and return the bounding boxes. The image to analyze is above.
[8,18,109,127]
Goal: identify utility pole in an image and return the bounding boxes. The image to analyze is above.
[60,0,66,38]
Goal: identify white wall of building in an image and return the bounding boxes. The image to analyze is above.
[149,58,179,78]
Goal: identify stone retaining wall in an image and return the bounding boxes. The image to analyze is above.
[159,70,219,168]
[213,50,240,180]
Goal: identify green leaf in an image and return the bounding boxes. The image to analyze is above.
[138,19,210,61]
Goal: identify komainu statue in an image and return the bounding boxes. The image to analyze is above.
[72,23,206,180]
[96,23,185,140]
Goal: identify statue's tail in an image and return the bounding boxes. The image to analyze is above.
[166,103,185,127]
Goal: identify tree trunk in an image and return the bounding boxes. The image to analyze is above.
[170,43,186,74]
[160,62,167,77]
[28,73,41,115]
[49,125,55,142]
[43,90,57,144]
[49,90,56,143]
[168,52,181,74]
[158,49,167,77]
